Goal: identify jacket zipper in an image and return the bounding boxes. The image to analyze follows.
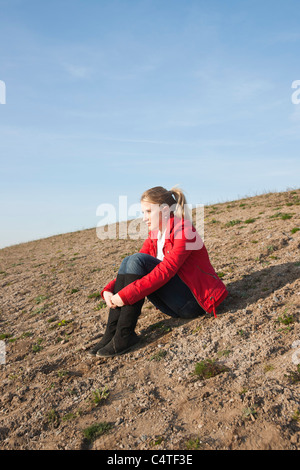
[196,265,219,280]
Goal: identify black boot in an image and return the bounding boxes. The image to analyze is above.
[88,273,125,356]
[96,274,144,357]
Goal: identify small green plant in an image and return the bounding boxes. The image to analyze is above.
[245,218,256,224]
[21,331,34,338]
[35,294,49,304]
[149,436,164,447]
[193,359,228,380]
[47,409,60,427]
[82,422,112,442]
[88,291,101,299]
[291,410,300,423]
[264,364,274,373]
[285,365,300,384]
[269,212,293,220]
[225,219,242,227]
[149,321,172,333]
[32,338,43,353]
[95,301,106,310]
[70,288,79,294]
[90,386,110,406]
[31,305,48,317]
[62,410,82,421]
[185,437,203,450]
[217,349,231,358]
[275,312,294,326]
[57,369,70,377]
[243,406,257,421]
[57,319,72,327]
[0,333,12,340]
[291,227,300,234]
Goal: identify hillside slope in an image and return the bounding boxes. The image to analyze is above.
[0,188,299,450]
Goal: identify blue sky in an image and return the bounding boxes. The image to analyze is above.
[0,0,299,248]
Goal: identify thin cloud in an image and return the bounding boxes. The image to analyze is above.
[62,63,92,79]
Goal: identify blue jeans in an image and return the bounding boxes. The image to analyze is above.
[118,253,205,319]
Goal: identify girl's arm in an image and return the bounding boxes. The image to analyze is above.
[117,219,200,305]
[100,235,153,301]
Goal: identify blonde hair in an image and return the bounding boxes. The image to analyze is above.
[140,185,191,220]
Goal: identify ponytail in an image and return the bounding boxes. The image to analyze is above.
[141,185,191,220]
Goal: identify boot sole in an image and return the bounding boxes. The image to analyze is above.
[96,341,139,358]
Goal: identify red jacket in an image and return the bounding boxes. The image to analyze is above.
[101,215,228,317]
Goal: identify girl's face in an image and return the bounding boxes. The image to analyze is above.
[141,200,169,232]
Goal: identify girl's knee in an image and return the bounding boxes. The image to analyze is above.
[118,255,131,274]
[119,252,158,276]
[124,253,146,274]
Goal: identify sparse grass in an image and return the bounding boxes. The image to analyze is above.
[88,291,101,299]
[57,369,70,377]
[47,409,60,427]
[225,219,242,227]
[32,338,43,353]
[0,333,13,340]
[30,305,49,317]
[291,410,300,423]
[149,321,172,333]
[70,288,79,294]
[21,331,34,338]
[82,422,112,442]
[95,300,106,310]
[291,227,300,234]
[149,436,164,447]
[264,364,275,373]
[149,350,167,362]
[185,437,203,450]
[275,312,294,326]
[193,359,228,380]
[269,212,293,220]
[34,294,49,304]
[62,410,82,421]
[217,349,231,358]
[285,365,300,384]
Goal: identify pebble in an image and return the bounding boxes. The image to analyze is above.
[291,340,300,365]
[292,348,300,366]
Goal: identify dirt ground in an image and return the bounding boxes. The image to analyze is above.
[0,188,299,451]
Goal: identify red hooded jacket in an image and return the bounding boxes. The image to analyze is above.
[100,215,228,317]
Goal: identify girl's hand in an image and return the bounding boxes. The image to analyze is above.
[110,293,124,308]
[103,291,115,308]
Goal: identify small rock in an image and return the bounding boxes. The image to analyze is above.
[115,417,124,425]
[292,348,300,366]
